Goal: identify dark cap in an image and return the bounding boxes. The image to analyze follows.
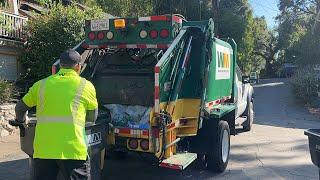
[59,49,82,65]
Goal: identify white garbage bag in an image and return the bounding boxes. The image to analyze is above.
[104,104,151,129]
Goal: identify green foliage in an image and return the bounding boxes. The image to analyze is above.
[96,0,153,17]
[21,4,103,80]
[217,0,271,75]
[291,66,320,103]
[0,79,13,103]
[277,0,319,65]
[154,0,212,20]
[34,0,51,6]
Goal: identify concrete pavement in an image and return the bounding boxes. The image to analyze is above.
[0,78,319,180]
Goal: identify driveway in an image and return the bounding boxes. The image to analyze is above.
[0,78,319,179]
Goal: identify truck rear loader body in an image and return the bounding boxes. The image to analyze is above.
[17,15,254,178]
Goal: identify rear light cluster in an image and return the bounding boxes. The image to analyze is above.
[87,31,114,41]
[128,139,149,151]
[140,29,170,39]
[87,29,170,41]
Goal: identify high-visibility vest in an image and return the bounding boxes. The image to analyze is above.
[23,69,98,160]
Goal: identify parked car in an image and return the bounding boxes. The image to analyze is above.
[250,71,259,84]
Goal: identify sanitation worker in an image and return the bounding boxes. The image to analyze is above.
[15,49,98,180]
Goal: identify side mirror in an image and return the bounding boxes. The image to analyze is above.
[242,76,250,84]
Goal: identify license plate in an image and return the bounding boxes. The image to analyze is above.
[91,19,109,31]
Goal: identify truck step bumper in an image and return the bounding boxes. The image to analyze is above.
[159,153,197,170]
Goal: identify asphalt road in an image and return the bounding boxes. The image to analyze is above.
[1,78,319,180]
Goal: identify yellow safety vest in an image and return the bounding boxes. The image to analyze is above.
[23,68,98,160]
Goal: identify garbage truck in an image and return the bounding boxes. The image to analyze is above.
[15,14,254,179]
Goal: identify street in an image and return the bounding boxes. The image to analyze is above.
[0,78,319,180]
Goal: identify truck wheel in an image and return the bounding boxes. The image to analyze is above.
[207,121,230,173]
[106,150,128,160]
[243,101,254,131]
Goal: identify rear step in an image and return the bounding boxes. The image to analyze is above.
[159,153,197,170]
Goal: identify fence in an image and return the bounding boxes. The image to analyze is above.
[0,11,28,41]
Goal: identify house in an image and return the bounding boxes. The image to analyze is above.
[0,0,113,81]
[0,0,27,81]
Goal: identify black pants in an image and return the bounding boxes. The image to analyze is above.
[33,159,87,180]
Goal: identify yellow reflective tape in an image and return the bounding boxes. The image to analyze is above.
[38,78,47,114]
[72,78,87,121]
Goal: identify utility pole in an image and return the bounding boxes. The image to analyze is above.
[312,1,320,34]
[212,0,219,35]
[199,0,203,20]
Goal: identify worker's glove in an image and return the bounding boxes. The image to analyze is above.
[8,120,25,137]
[9,119,22,126]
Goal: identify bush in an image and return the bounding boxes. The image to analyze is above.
[20,4,104,81]
[291,66,320,103]
[0,79,13,103]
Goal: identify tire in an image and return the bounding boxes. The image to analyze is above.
[207,121,230,173]
[243,101,254,131]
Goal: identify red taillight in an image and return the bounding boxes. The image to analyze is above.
[140,139,149,151]
[128,139,138,149]
[82,42,89,49]
[149,30,158,39]
[97,32,105,40]
[51,66,56,75]
[160,29,169,38]
[88,32,95,41]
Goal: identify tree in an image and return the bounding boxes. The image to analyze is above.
[20,4,103,80]
[251,17,279,76]
[217,0,256,74]
[277,0,320,65]
[96,0,153,17]
[154,0,212,20]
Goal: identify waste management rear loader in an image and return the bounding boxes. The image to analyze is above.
[15,14,254,179]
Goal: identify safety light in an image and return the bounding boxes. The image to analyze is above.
[139,30,148,39]
[140,139,149,151]
[88,32,95,41]
[97,32,105,40]
[106,31,114,40]
[160,29,170,38]
[149,30,158,39]
[128,139,138,149]
[114,19,126,29]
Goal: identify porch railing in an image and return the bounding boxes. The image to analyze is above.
[0,11,28,41]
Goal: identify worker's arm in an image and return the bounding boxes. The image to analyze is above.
[15,100,31,123]
[15,81,39,123]
[86,108,98,122]
[84,80,98,123]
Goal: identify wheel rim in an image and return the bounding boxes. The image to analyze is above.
[222,129,229,163]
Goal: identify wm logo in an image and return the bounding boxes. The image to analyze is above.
[217,51,230,68]
[87,132,102,147]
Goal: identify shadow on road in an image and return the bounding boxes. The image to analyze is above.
[0,158,28,180]
[103,153,225,180]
